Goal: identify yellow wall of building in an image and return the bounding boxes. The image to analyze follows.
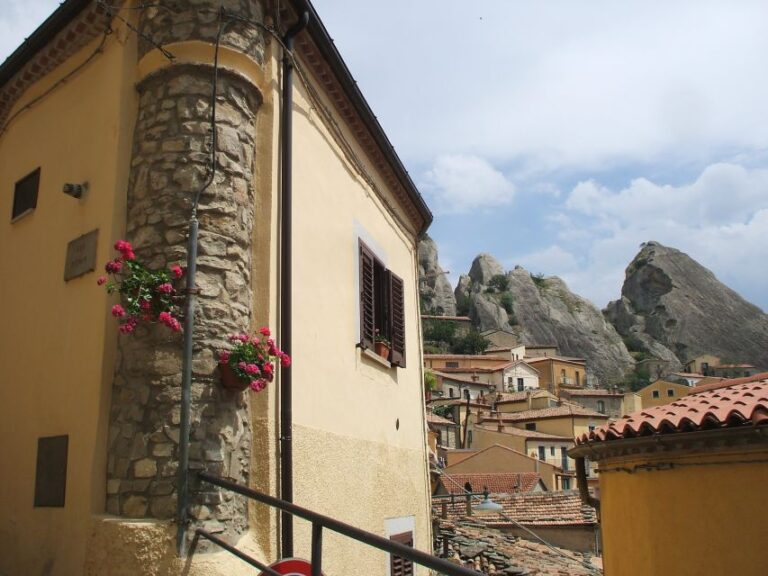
[510,415,605,439]
[0,29,137,576]
[598,446,768,576]
[638,380,691,408]
[529,360,585,391]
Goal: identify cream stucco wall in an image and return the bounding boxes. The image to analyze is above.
[0,27,137,576]
[286,52,432,573]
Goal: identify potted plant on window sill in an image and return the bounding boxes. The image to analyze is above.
[217,328,291,392]
[374,329,391,360]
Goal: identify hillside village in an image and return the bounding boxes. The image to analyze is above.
[1,2,767,576]
[419,266,768,573]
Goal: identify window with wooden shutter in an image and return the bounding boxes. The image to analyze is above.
[388,270,406,367]
[389,531,414,576]
[359,242,376,350]
[358,240,407,368]
[12,167,40,221]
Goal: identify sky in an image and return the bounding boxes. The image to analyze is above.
[4,1,768,310]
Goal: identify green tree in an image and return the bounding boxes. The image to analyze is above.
[451,330,491,355]
[424,319,457,345]
[488,274,510,292]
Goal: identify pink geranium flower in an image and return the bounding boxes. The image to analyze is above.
[97,276,107,285]
[171,265,184,279]
[111,304,126,317]
[156,283,173,294]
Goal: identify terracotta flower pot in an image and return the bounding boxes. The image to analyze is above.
[220,362,250,391]
[375,342,391,360]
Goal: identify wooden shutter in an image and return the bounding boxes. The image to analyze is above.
[388,271,406,367]
[390,531,414,576]
[359,242,376,350]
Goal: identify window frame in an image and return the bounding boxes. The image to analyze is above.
[358,240,406,367]
[389,530,414,576]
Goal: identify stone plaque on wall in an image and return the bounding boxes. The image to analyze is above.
[64,229,98,281]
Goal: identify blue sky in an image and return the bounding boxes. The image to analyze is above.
[5,1,768,310]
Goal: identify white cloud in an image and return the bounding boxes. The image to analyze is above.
[421,154,515,214]
[548,163,768,309]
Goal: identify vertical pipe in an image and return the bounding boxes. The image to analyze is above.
[311,523,323,576]
[280,11,309,559]
[177,216,199,555]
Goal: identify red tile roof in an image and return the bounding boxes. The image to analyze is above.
[474,424,572,441]
[426,412,457,426]
[577,379,768,443]
[492,404,608,422]
[693,372,768,393]
[441,472,542,495]
[493,389,552,404]
[714,364,756,369]
[425,354,509,360]
[432,371,496,387]
[438,491,597,526]
[561,388,623,397]
[525,356,586,366]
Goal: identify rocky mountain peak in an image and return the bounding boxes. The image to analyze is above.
[418,235,457,316]
[468,253,505,285]
[605,241,768,369]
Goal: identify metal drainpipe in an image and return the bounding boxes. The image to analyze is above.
[279,10,309,559]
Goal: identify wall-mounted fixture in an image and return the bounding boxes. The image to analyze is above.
[63,182,88,199]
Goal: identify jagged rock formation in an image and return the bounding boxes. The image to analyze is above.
[605,241,768,370]
[418,235,457,316]
[455,254,634,385]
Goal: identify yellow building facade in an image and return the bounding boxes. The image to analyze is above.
[526,357,586,392]
[637,379,691,408]
[0,2,434,575]
[572,380,768,576]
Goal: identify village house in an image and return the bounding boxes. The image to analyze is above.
[683,353,720,375]
[636,379,692,408]
[559,388,639,418]
[436,472,547,496]
[0,1,436,575]
[711,363,760,379]
[571,377,768,575]
[526,356,588,392]
[432,370,497,400]
[480,328,521,350]
[424,353,515,392]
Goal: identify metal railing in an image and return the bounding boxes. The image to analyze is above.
[196,471,483,576]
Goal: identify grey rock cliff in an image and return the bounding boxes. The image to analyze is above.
[454,255,633,385]
[418,235,456,316]
[604,241,768,369]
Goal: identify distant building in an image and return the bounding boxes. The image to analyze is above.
[711,364,760,379]
[637,379,692,408]
[525,356,587,392]
[559,388,634,418]
[684,353,721,375]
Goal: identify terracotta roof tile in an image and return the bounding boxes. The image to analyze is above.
[493,404,608,422]
[441,472,542,495]
[437,491,597,527]
[576,379,768,443]
[426,412,457,426]
[693,372,768,393]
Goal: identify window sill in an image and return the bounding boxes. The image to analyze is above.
[361,347,392,369]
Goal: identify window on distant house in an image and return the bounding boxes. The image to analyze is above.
[449,388,455,398]
[359,241,406,366]
[575,371,580,386]
[467,430,473,447]
[445,361,459,368]
[667,389,674,397]
[652,390,660,399]
[538,446,546,461]
[561,447,569,471]
[588,425,595,433]
[562,477,571,490]
[597,400,605,414]
[517,377,524,391]
[12,167,40,221]
[463,389,470,400]
[525,423,536,431]
[550,446,555,456]
[389,531,414,576]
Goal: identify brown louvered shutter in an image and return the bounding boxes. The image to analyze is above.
[388,271,406,367]
[389,531,414,576]
[359,242,376,350]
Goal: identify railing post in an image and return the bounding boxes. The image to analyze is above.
[311,522,323,576]
[441,501,447,519]
[465,493,472,516]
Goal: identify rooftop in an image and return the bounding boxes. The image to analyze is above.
[576,379,768,443]
[693,372,768,393]
[525,356,586,366]
[426,411,457,427]
[560,389,624,397]
[488,404,608,422]
[440,472,542,495]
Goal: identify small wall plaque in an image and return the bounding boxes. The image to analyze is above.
[34,435,68,507]
[64,229,98,281]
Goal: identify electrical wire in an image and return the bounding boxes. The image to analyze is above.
[191,6,227,215]
[96,0,176,61]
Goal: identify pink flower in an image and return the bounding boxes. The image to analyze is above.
[171,265,184,279]
[259,327,271,337]
[114,240,132,252]
[156,283,173,294]
[280,354,291,368]
[250,379,267,392]
[267,339,278,356]
[119,317,138,334]
[140,299,151,311]
[245,363,261,375]
[97,276,107,286]
[169,318,182,332]
[123,250,136,261]
[158,311,172,324]
[111,304,126,318]
[219,350,231,364]
[238,361,248,371]
[105,259,122,274]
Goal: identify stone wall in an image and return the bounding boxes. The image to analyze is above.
[106,1,265,548]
